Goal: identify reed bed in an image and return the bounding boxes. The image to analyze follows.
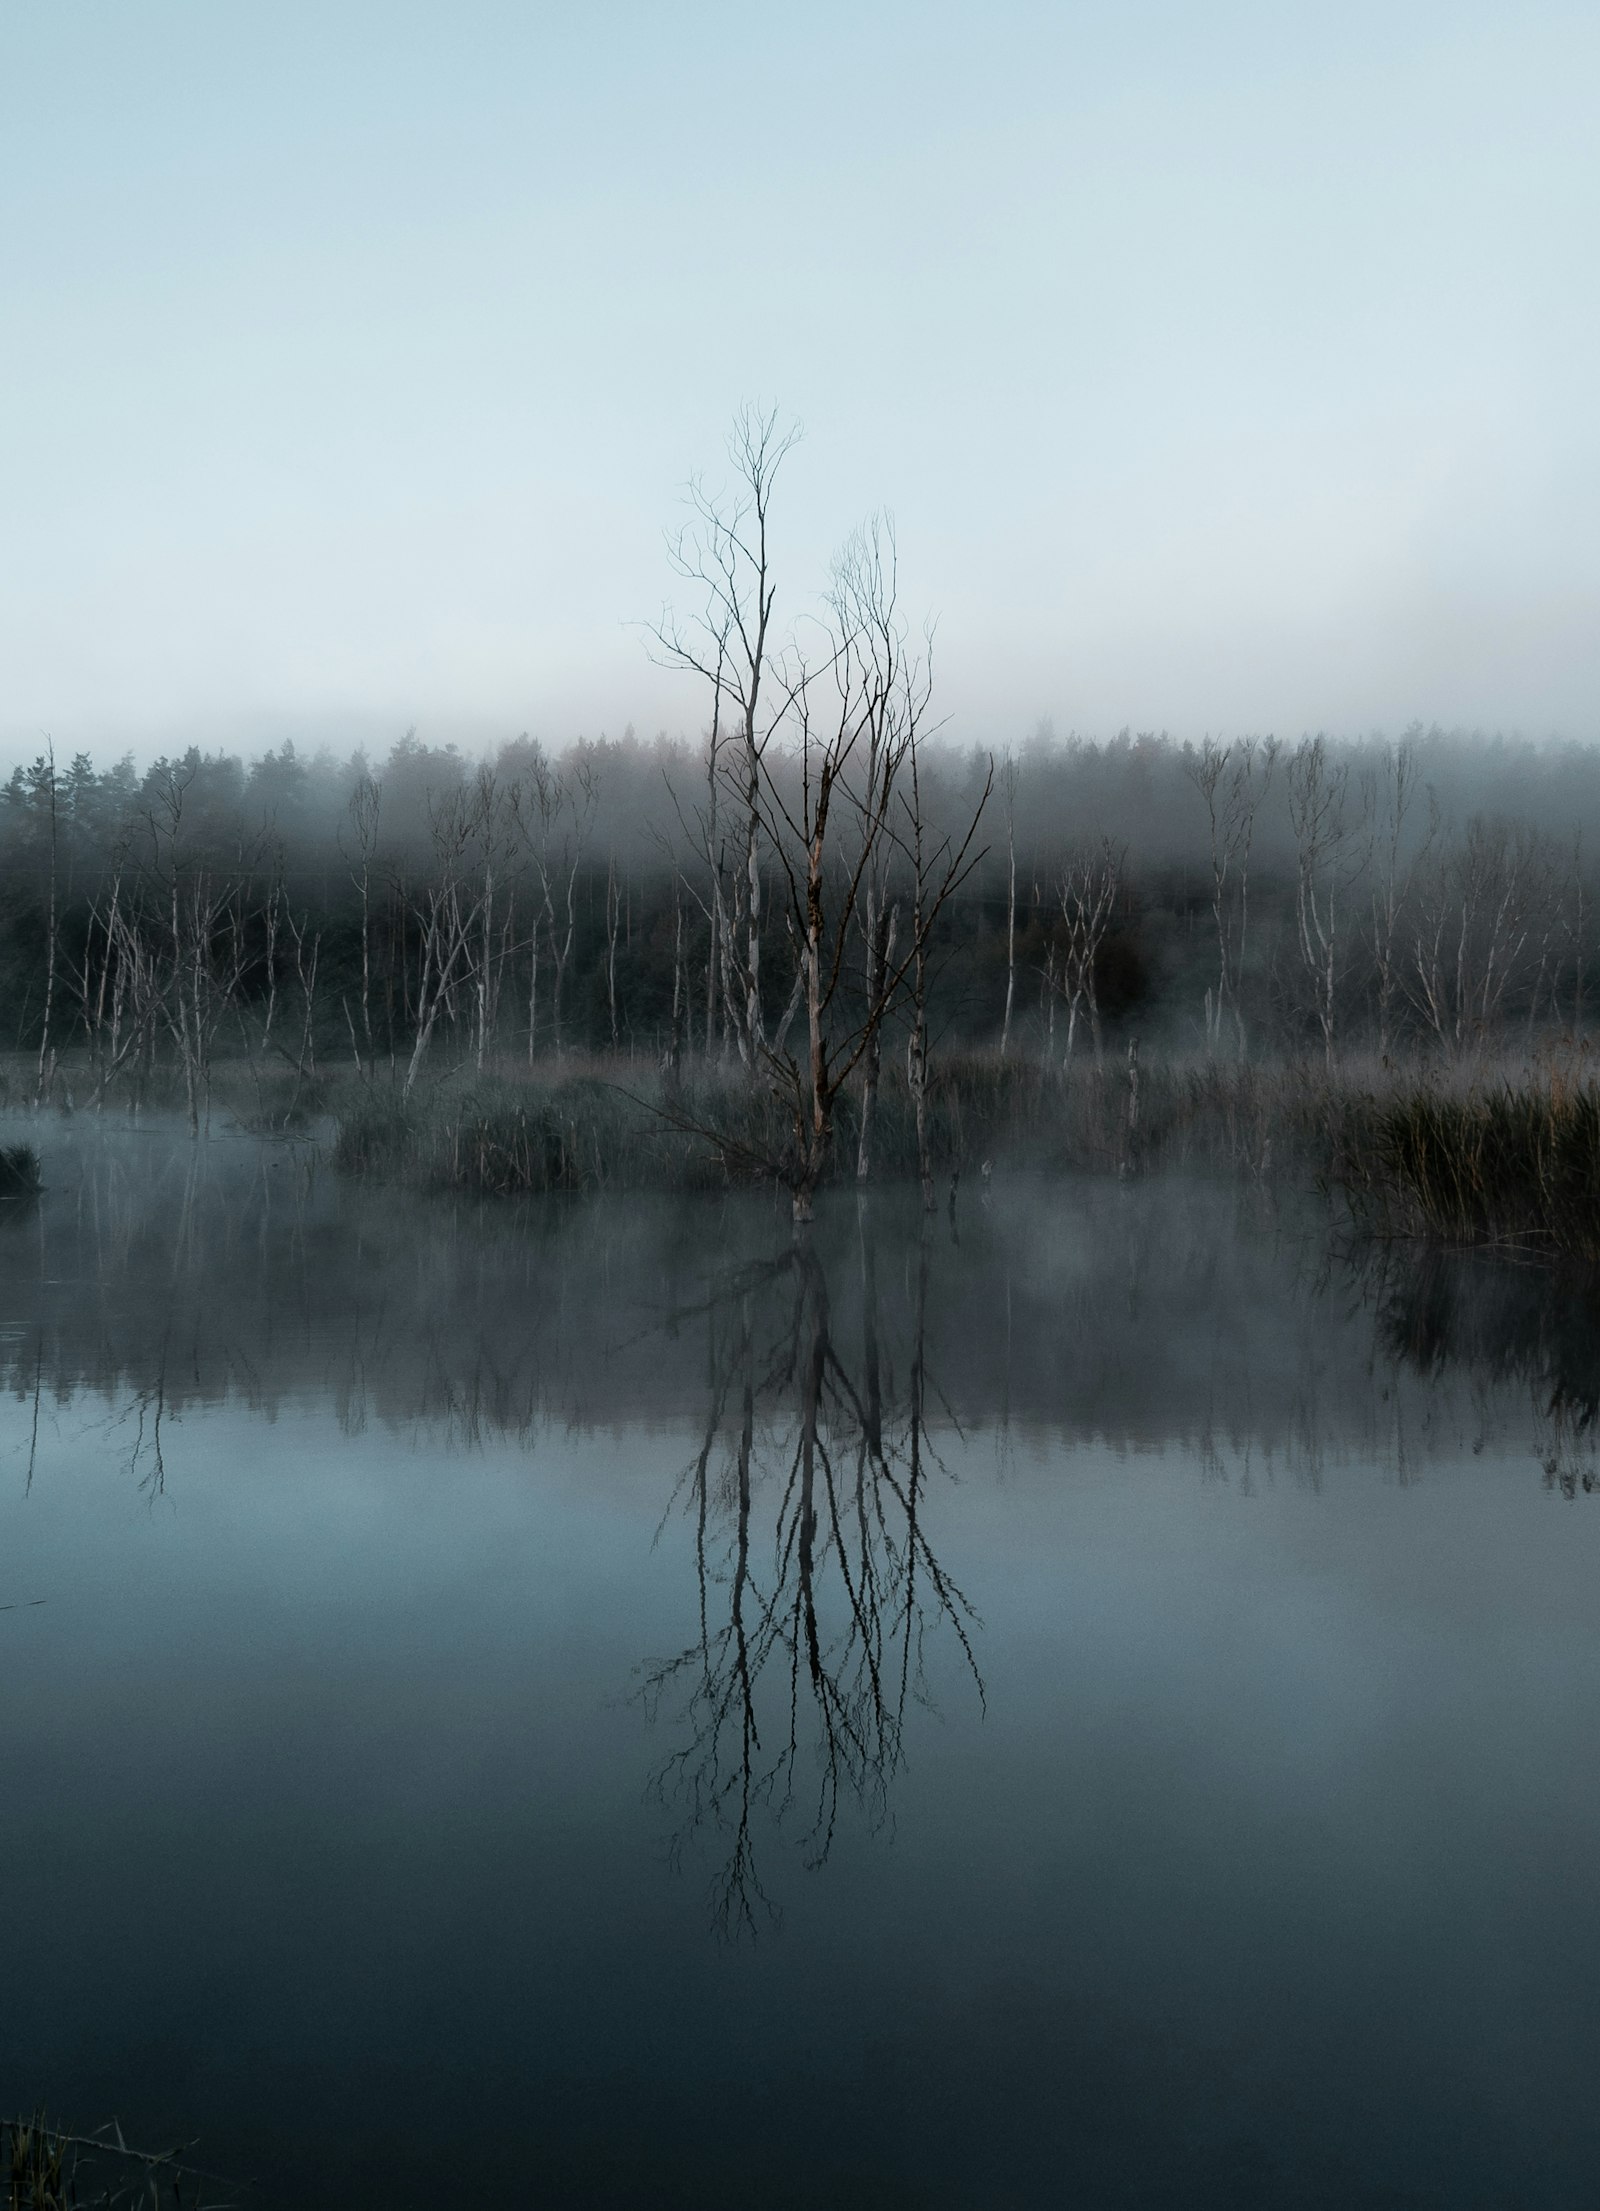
[21,1036,1598,1255]
[327,1050,1345,1199]
[1338,1072,1600,1260]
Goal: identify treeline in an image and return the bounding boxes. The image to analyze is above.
[1,719,1598,1129]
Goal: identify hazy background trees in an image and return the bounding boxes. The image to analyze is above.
[1,720,1599,1117]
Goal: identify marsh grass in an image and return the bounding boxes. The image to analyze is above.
[3,2113,238,2210]
[21,1035,1600,1251]
[1337,1070,1600,1260]
[326,1050,1344,1198]
[0,1144,42,1200]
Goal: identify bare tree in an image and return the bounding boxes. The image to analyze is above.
[341,763,383,1078]
[34,741,59,1103]
[1365,734,1426,1060]
[759,540,987,1220]
[838,523,911,1183]
[998,752,1019,1061]
[1056,838,1123,1064]
[465,764,516,1074]
[1409,816,1553,1054]
[1185,736,1277,1059]
[1286,735,1362,1072]
[652,407,803,1074]
[604,853,622,1050]
[403,784,488,1095]
[512,755,598,1062]
[131,761,254,1133]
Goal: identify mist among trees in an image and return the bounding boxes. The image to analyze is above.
[4,413,1599,1218]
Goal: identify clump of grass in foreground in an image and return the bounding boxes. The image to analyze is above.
[0,1144,41,1200]
[3,2112,235,2209]
[1336,1073,1600,1261]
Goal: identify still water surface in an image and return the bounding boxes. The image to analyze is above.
[2,1129,1599,2207]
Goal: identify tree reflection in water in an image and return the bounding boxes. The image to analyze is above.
[638,1212,985,1937]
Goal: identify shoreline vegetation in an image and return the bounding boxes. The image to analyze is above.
[7,1038,1600,1263]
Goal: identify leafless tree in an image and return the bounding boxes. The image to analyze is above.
[34,740,59,1103]
[1364,734,1427,1060]
[1056,838,1124,1063]
[652,407,803,1074]
[604,853,622,1050]
[998,752,1019,1061]
[839,524,912,1183]
[1286,734,1363,1072]
[1185,736,1277,1059]
[1409,816,1554,1054]
[511,754,598,1062]
[341,763,383,1077]
[759,535,988,1220]
[403,784,488,1095]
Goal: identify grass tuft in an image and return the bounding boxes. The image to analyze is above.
[0,1145,41,1200]
[1337,1072,1600,1259]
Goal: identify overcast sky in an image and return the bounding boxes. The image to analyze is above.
[3,0,1597,766]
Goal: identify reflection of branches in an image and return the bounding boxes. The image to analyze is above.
[126,1365,170,1500]
[639,1215,985,1938]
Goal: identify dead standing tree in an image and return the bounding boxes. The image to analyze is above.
[1055,838,1124,1064]
[763,544,988,1222]
[1185,736,1277,1060]
[1286,734,1364,1073]
[339,763,383,1076]
[466,763,517,1073]
[998,752,1019,1061]
[1365,734,1427,1061]
[838,522,911,1183]
[134,761,254,1133]
[652,407,801,1074]
[1408,816,1554,1056]
[403,784,490,1095]
[651,422,988,1218]
[510,754,597,1062]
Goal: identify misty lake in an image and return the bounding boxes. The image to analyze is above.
[3,1129,1600,2208]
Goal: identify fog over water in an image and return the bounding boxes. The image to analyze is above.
[3,1127,1600,2206]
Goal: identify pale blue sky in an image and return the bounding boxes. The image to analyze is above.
[3,0,1596,761]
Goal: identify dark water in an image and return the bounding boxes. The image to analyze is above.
[3,1130,1599,2208]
